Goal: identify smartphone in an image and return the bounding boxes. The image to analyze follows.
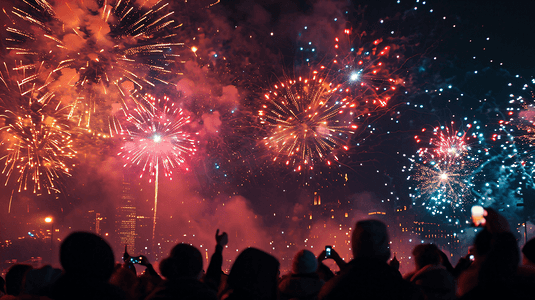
[325,245,332,258]
[129,256,142,264]
[471,205,486,227]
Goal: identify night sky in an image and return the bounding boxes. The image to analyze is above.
[0,0,534,270]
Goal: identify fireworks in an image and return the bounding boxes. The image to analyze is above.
[507,92,535,144]
[117,94,197,181]
[330,35,404,108]
[415,122,479,162]
[407,121,484,219]
[0,61,76,194]
[259,75,356,171]
[472,86,535,214]
[116,93,196,247]
[408,157,475,218]
[3,0,184,126]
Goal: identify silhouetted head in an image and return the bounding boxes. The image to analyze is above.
[5,264,33,296]
[522,237,535,265]
[23,265,62,295]
[473,229,493,257]
[351,220,390,261]
[292,249,318,274]
[412,244,441,270]
[159,243,203,279]
[226,248,280,300]
[60,232,115,281]
[110,266,138,299]
[479,232,519,284]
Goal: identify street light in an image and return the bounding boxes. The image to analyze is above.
[45,217,53,252]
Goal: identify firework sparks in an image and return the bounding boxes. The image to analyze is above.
[117,93,196,248]
[414,122,479,162]
[4,0,184,127]
[508,96,535,143]
[331,38,402,107]
[329,32,406,108]
[259,75,356,171]
[117,94,197,181]
[408,156,475,217]
[407,121,484,219]
[0,61,76,194]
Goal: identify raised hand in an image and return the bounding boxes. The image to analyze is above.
[216,229,228,247]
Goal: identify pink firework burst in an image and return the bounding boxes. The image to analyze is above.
[117,94,197,181]
[415,122,476,162]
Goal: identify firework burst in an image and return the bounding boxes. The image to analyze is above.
[408,155,476,218]
[506,89,535,144]
[116,93,196,246]
[116,94,197,181]
[407,121,484,219]
[4,0,184,127]
[259,75,357,171]
[0,61,76,194]
[330,34,404,108]
[414,122,480,162]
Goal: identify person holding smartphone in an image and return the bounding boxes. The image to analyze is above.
[316,246,348,282]
[456,207,531,299]
[318,220,421,300]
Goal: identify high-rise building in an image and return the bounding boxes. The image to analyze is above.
[116,176,137,254]
[83,210,107,235]
[135,215,152,256]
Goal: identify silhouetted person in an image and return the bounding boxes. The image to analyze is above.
[404,244,455,300]
[204,229,228,292]
[389,254,400,271]
[0,275,5,297]
[279,249,324,300]
[456,208,507,297]
[317,247,347,282]
[459,232,530,300]
[110,265,138,300]
[145,243,217,300]
[455,231,492,294]
[437,250,454,275]
[43,231,125,300]
[318,219,422,300]
[22,265,62,296]
[517,237,535,286]
[522,237,535,265]
[3,264,33,299]
[219,247,279,300]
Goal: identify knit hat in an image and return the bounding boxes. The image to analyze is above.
[522,237,535,263]
[292,249,318,274]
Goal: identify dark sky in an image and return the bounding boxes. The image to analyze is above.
[218,0,535,73]
[1,0,535,265]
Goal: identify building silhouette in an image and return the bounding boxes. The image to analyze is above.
[116,175,137,254]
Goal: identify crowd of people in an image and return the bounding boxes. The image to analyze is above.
[1,207,534,300]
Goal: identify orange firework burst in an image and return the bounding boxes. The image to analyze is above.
[0,61,76,194]
[3,0,184,127]
[259,75,357,171]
